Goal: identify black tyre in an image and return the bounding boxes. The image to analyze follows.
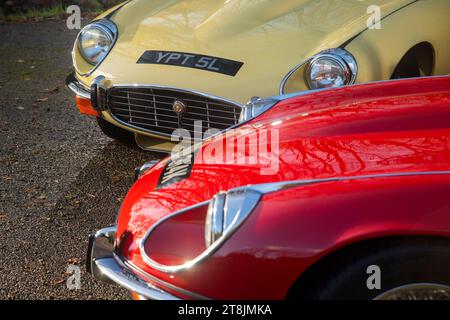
[296,238,450,300]
[96,118,135,144]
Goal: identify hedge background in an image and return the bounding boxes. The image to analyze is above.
[1,0,123,16]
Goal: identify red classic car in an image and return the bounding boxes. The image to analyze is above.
[88,76,450,300]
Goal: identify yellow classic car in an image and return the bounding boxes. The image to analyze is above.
[67,0,450,152]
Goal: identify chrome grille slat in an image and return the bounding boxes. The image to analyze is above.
[151,88,158,126]
[111,110,178,122]
[111,95,237,113]
[108,86,240,138]
[114,113,179,123]
[110,100,181,113]
[128,121,186,132]
[111,100,237,118]
[126,91,132,123]
[110,107,179,119]
[183,110,237,121]
[112,91,234,107]
[111,95,173,105]
[182,118,235,126]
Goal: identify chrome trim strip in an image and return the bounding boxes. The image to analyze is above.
[279,58,310,95]
[247,170,450,195]
[72,19,118,77]
[94,256,181,300]
[91,75,111,110]
[140,170,450,274]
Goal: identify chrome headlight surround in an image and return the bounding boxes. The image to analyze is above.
[139,186,262,273]
[205,188,262,248]
[73,19,118,73]
[239,97,280,123]
[280,48,357,93]
[305,48,357,90]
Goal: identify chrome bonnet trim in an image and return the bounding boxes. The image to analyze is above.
[279,75,450,105]
[247,170,450,195]
[139,170,450,274]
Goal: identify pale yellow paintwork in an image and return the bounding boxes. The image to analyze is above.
[73,0,450,151]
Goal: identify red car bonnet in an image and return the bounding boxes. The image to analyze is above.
[116,76,450,263]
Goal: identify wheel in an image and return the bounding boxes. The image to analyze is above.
[96,117,135,144]
[301,238,450,300]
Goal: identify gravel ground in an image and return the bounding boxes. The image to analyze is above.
[0,20,163,299]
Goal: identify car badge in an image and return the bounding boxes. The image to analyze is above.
[172,100,187,115]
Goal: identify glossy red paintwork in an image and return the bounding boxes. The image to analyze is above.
[116,76,450,299]
[145,203,208,266]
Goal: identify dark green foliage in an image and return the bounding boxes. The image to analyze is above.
[1,0,123,21]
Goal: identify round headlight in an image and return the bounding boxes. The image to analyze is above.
[77,21,116,66]
[305,48,357,90]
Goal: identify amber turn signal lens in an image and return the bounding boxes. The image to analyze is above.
[75,96,100,117]
[131,291,146,300]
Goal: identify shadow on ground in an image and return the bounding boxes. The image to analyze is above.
[0,20,166,299]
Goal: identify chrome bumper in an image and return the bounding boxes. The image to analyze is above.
[87,226,181,300]
[66,72,90,99]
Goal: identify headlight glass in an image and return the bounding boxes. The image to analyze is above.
[307,56,347,89]
[77,20,116,66]
[204,193,225,246]
[239,97,279,123]
[205,188,261,248]
[305,49,357,90]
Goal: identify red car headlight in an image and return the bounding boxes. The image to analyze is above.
[205,188,262,248]
[139,187,262,273]
[238,97,279,123]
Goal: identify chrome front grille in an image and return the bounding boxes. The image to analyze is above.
[107,87,240,137]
